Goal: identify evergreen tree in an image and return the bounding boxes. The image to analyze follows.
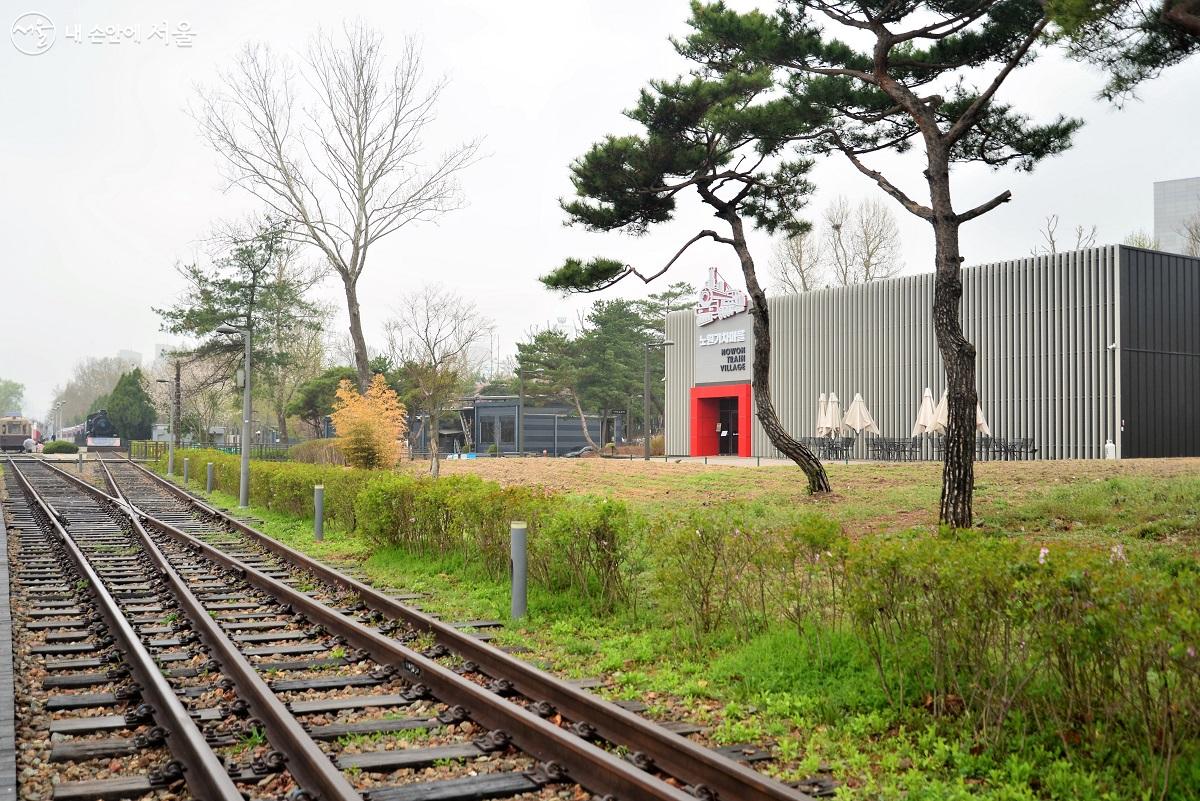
[106,370,156,441]
[540,67,832,491]
[676,0,1193,524]
[286,367,358,438]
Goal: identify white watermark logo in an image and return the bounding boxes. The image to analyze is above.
[11,11,55,55]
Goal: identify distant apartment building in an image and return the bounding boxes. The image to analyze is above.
[117,349,142,369]
[1153,176,1200,255]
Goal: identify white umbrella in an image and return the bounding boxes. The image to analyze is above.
[912,387,936,436]
[844,393,881,435]
[825,392,844,438]
[816,393,828,436]
[976,402,992,436]
[932,388,993,435]
[931,389,949,434]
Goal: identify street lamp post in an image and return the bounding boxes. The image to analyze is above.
[217,323,251,508]
[517,368,525,456]
[644,340,675,460]
[155,378,176,476]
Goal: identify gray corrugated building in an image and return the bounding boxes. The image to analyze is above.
[665,246,1200,460]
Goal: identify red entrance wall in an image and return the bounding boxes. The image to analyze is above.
[689,383,753,457]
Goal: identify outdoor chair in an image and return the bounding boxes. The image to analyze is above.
[867,437,886,460]
[976,434,994,460]
[931,436,945,460]
[904,435,924,461]
[825,436,855,461]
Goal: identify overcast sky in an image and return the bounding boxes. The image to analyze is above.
[2,0,1197,420]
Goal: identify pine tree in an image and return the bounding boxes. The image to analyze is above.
[106,370,156,441]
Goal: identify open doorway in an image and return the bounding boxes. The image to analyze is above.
[718,397,739,455]
[689,383,752,457]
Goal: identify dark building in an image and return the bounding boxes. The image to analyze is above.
[408,396,610,456]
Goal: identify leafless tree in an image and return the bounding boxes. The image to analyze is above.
[195,22,481,392]
[52,357,130,425]
[1124,229,1161,249]
[1182,212,1200,257]
[769,229,824,294]
[824,197,903,287]
[1033,214,1097,255]
[383,285,493,477]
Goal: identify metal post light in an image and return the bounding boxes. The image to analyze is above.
[643,340,675,460]
[517,368,525,456]
[216,323,251,508]
[155,379,175,476]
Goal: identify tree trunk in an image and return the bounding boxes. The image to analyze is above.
[727,215,831,493]
[342,277,372,392]
[569,390,599,450]
[928,163,977,528]
[429,410,441,478]
[276,410,289,445]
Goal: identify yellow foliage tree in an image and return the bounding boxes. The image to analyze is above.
[330,375,407,468]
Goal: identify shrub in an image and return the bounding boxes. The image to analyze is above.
[43,440,78,454]
[532,495,642,611]
[288,439,347,465]
[649,502,788,638]
[331,375,406,468]
[845,532,1200,786]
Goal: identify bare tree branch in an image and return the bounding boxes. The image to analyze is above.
[195,22,482,390]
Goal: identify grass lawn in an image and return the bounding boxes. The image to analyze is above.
[164,457,1200,800]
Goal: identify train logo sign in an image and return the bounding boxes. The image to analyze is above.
[694,267,747,326]
[11,12,55,55]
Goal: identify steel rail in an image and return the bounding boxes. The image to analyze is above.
[5,457,245,801]
[92,458,365,801]
[113,456,814,801]
[49,458,700,801]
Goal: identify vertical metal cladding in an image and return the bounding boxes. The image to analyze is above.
[1119,246,1200,457]
[665,246,1132,459]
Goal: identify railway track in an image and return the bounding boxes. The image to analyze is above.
[3,454,816,801]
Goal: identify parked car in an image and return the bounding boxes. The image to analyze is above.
[563,445,595,458]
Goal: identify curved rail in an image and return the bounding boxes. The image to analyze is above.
[111,456,814,801]
[5,457,245,801]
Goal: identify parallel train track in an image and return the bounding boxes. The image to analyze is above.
[2,454,815,801]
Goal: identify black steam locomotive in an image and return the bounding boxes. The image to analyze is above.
[77,410,119,446]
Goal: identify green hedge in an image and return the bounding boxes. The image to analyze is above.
[152,449,378,531]
[43,440,79,454]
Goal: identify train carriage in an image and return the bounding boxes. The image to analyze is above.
[0,416,32,452]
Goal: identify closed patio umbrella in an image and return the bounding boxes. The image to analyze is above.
[976,403,992,436]
[825,392,844,437]
[931,389,949,434]
[933,388,993,435]
[844,393,881,435]
[816,393,828,436]
[912,387,936,436]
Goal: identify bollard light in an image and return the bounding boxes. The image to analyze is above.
[314,485,325,542]
[510,521,527,620]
